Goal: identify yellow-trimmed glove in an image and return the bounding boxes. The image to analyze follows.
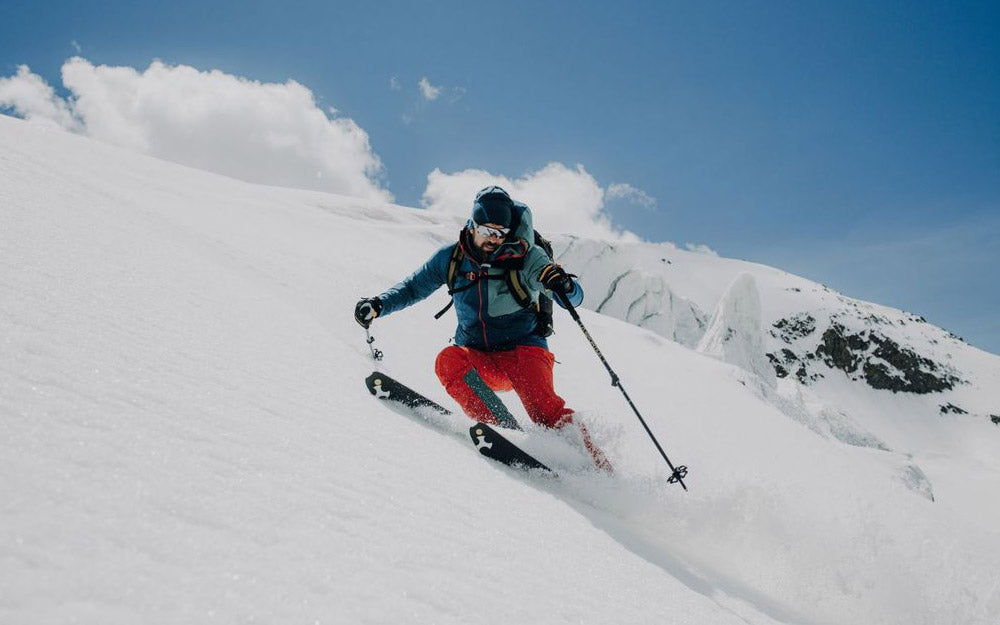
[539,263,575,293]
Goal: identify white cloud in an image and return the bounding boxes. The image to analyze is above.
[421,163,638,242]
[684,243,718,256]
[389,76,402,91]
[0,58,392,202]
[418,77,441,101]
[70,40,82,53]
[0,65,81,131]
[607,182,656,209]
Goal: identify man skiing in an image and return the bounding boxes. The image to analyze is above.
[355,186,611,471]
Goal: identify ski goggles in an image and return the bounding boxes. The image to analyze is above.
[472,221,510,239]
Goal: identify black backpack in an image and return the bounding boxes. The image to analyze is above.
[436,231,555,337]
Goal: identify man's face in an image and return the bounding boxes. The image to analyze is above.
[471,223,508,254]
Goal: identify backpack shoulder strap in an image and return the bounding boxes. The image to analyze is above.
[445,242,463,293]
[435,243,475,320]
[505,232,553,310]
[505,269,534,309]
[533,230,554,257]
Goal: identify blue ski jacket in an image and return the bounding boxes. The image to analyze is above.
[377,226,583,352]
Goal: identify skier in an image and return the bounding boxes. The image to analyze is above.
[355,186,611,470]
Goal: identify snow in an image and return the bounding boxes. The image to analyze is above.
[2,114,1000,624]
[556,230,1000,529]
[696,272,776,387]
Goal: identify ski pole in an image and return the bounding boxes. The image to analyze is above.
[556,292,689,490]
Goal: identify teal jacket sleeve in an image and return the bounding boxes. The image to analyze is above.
[377,245,452,317]
[555,277,584,308]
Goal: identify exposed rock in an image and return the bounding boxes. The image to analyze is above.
[768,318,963,395]
[766,347,822,383]
[767,353,788,379]
[816,325,863,373]
[865,334,959,393]
[939,403,968,415]
[772,313,816,344]
[813,324,960,394]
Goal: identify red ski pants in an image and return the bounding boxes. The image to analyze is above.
[434,345,573,429]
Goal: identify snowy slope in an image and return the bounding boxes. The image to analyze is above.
[556,235,1000,531]
[2,114,999,625]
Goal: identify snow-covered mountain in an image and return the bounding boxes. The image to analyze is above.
[558,236,1000,464]
[2,114,999,625]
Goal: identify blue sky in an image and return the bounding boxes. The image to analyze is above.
[2,0,998,351]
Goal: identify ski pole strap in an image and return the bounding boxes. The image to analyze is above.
[433,300,453,319]
[434,270,504,320]
[434,277,483,319]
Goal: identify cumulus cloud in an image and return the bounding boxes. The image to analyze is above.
[0,65,80,131]
[418,77,442,101]
[685,243,719,256]
[421,163,638,241]
[607,182,656,209]
[0,58,392,202]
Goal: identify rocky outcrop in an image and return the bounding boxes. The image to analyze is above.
[766,319,963,394]
[773,313,817,344]
[767,348,821,383]
[817,325,960,394]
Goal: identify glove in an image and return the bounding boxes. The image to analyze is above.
[539,263,575,294]
[354,297,382,329]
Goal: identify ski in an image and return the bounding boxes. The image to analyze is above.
[469,422,553,474]
[365,371,551,473]
[365,371,451,416]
